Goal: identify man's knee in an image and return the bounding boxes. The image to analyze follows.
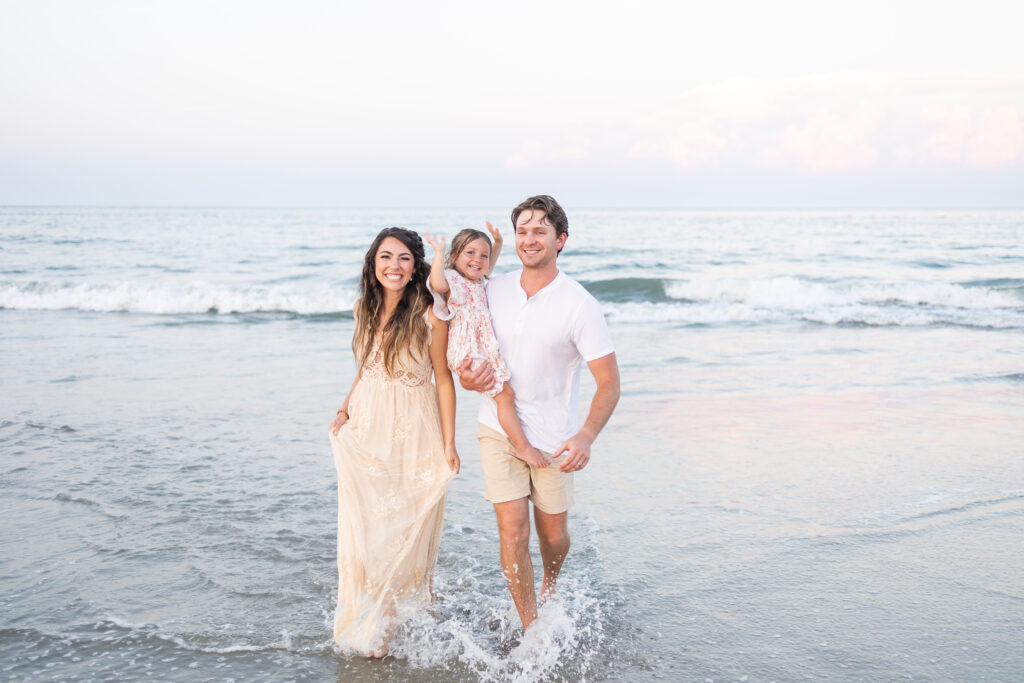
[499,520,529,548]
[495,502,530,550]
[538,525,570,553]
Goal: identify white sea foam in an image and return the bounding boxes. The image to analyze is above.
[381,517,614,681]
[385,576,607,682]
[664,276,1023,310]
[102,616,152,631]
[604,300,1024,328]
[99,617,304,655]
[602,276,1024,328]
[0,280,355,315]
[508,599,594,682]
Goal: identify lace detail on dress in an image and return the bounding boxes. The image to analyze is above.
[385,532,411,559]
[351,444,387,474]
[360,332,432,388]
[392,413,409,442]
[413,461,437,489]
[379,488,403,517]
[393,369,426,387]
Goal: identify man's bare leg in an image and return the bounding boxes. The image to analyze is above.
[493,498,538,629]
[534,508,570,601]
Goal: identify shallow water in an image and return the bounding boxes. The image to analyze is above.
[2,208,1023,681]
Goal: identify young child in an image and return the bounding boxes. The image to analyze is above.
[425,224,549,469]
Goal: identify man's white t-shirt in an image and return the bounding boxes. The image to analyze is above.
[479,269,615,453]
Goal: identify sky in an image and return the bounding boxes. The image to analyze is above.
[1,0,1023,208]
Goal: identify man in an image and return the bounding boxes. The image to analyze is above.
[458,195,620,630]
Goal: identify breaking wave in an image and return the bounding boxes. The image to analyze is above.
[2,275,1022,328]
[594,276,1024,328]
[0,280,355,316]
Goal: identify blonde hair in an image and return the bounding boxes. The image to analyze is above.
[445,229,492,273]
[352,227,431,376]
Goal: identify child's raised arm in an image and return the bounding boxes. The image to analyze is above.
[485,221,502,277]
[424,233,449,295]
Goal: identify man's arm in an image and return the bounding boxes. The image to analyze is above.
[554,352,620,473]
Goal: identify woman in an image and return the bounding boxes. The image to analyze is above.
[328,227,460,657]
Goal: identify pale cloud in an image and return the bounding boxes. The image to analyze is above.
[769,107,882,171]
[628,79,781,168]
[919,105,1024,168]
[628,116,730,169]
[627,73,1024,173]
[504,134,592,168]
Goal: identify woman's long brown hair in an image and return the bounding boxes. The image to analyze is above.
[352,227,432,375]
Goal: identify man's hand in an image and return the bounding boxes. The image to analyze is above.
[553,353,619,473]
[553,430,595,473]
[457,356,496,393]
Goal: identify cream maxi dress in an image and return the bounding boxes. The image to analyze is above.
[328,325,454,654]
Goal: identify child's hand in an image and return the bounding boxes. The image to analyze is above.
[425,233,446,255]
[485,221,502,246]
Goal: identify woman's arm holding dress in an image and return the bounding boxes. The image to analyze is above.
[330,368,362,434]
[330,302,364,435]
[428,309,460,474]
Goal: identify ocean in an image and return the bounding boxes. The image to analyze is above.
[1,207,1022,682]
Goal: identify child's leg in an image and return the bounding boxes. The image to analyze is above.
[494,384,549,469]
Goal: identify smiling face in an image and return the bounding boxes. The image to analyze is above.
[454,237,491,282]
[374,236,415,294]
[515,210,567,271]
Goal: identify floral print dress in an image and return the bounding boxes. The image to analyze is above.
[432,268,510,398]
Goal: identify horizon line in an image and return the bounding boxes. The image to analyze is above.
[2,204,1023,211]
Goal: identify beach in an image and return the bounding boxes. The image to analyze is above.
[2,207,1023,681]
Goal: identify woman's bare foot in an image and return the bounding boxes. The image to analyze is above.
[367,645,388,659]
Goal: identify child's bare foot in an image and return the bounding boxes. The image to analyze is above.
[515,445,550,469]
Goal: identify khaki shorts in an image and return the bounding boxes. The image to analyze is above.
[476,423,574,514]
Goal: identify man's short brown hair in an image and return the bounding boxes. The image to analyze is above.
[510,195,569,240]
